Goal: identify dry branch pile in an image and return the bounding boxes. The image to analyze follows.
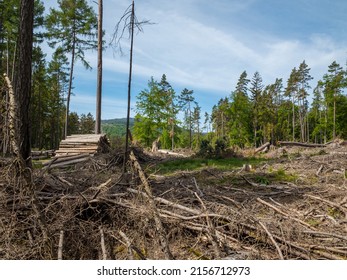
[1,145,347,260]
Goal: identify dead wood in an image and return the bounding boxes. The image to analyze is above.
[194,192,221,259]
[99,226,107,260]
[58,230,64,260]
[255,142,270,153]
[304,194,347,218]
[129,150,173,260]
[256,197,316,230]
[278,141,326,148]
[257,221,284,260]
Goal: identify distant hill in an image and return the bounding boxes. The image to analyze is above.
[101,118,134,138]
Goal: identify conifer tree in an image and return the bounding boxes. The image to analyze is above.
[46,0,97,138]
[249,71,264,146]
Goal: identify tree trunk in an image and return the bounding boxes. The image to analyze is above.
[95,0,103,134]
[333,91,336,140]
[123,0,135,173]
[292,96,295,141]
[64,25,76,139]
[13,0,34,168]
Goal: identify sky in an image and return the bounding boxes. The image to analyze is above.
[43,0,347,120]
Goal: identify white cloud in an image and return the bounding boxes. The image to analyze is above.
[44,0,347,118]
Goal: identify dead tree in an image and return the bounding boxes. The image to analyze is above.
[110,0,152,172]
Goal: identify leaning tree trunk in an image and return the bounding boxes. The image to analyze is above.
[13,0,34,168]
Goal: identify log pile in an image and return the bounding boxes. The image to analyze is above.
[55,134,110,157]
[43,134,110,169]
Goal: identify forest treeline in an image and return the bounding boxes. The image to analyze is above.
[1,0,346,156]
[133,59,347,150]
[0,0,99,153]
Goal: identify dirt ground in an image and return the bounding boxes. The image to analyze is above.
[0,144,346,260]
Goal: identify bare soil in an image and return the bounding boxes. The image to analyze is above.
[0,145,346,260]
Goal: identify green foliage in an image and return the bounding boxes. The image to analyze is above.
[273,168,297,182]
[80,113,95,134]
[134,75,179,149]
[45,0,98,66]
[150,157,263,175]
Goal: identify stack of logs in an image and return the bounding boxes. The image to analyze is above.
[43,134,110,169]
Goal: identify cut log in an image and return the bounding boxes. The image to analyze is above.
[278,141,326,148]
[255,142,270,153]
[54,134,110,157]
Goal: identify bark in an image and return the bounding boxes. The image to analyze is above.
[13,0,34,168]
[64,28,76,139]
[95,0,103,134]
[123,0,135,173]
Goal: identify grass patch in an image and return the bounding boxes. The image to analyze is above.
[149,157,264,175]
[273,168,297,182]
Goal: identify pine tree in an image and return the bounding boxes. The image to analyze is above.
[12,0,34,168]
[285,67,299,141]
[297,60,313,142]
[323,61,346,139]
[249,71,264,147]
[46,0,98,138]
[228,71,252,147]
[178,88,195,148]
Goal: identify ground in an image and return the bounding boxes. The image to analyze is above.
[0,144,346,260]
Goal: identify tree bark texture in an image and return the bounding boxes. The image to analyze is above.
[95,0,103,134]
[13,0,34,167]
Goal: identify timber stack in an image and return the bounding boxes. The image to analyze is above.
[43,134,110,169]
[55,134,110,157]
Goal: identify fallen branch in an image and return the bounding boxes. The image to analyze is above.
[118,230,134,260]
[305,194,347,219]
[255,142,270,154]
[129,150,173,260]
[100,226,107,260]
[58,230,64,260]
[194,192,221,259]
[256,198,316,230]
[257,221,284,260]
[278,141,326,148]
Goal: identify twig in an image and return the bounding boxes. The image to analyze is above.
[58,230,64,260]
[100,226,107,260]
[258,221,284,259]
[305,194,347,218]
[303,230,347,241]
[194,192,221,259]
[129,151,173,260]
[192,177,204,197]
[119,230,133,260]
[256,197,316,230]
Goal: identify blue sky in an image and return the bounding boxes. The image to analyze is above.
[44,0,347,120]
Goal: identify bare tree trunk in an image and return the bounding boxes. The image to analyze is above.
[292,96,295,141]
[123,0,135,173]
[64,36,75,139]
[13,0,34,168]
[95,0,103,134]
[333,90,336,139]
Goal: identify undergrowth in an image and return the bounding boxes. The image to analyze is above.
[149,157,265,175]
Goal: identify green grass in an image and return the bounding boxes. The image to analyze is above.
[149,157,264,175]
[273,168,298,182]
